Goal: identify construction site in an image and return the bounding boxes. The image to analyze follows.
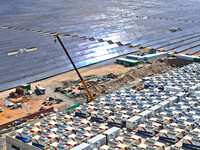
[0,0,200,150]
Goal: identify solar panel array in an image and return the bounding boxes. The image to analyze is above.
[0,0,200,91]
[187,47,200,55]
[0,27,137,91]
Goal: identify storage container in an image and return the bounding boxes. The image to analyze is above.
[87,134,106,149]
[183,135,200,149]
[71,142,91,150]
[103,127,120,143]
[108,116,123,126]
[91,111,107,122]
[126,116,141,130]
[116,58,139,66]
[123,132,141,145]
[194,91,200,97]
[159,101,170,111]
[50,142,69,150]
[159,130,179,143]
[164,86,182,93]
[167,96,178,106]
[150,105,161,116]
[176,92,185,101]
[32,135,50,149]
[139,110,152,122]
[138,124,156,136]
[75,107,90,117]
[16,129,32,142]
[189,86,198,95]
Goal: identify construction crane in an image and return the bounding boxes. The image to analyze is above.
[53,35,95,102]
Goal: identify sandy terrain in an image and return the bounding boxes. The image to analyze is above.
[0,95,66,125]
[0,50,191,130]
[0,56,139,127]
[193,51,200,56]
[0,58,133,99]
[0,54,193,150]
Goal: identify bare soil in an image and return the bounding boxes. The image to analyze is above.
[0,56,190,129]
[0,95,68,125]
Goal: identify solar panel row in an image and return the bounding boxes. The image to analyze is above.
[0,0,199,47]
[0,0,199,91]
[0,27,139,91]
[175,41,200,53]
[187,47,200,55]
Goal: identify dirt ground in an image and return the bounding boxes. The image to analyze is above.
[193,51,200,56]
[0,53,195,150]
[0,58,132,98]
[0,56,139,128]
[0,95,66,125]
[0,52,193,130]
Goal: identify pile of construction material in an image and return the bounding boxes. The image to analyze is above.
[2,84,46,111]
[2,98,22,110]
[57,75,111,97]
[8,84,46,98]
[42,97,63,106]
[9,87,24,98]
[8,62,200,150]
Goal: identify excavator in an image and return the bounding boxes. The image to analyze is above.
[53,35,95,103]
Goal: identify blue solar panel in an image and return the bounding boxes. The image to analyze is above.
[187,47,200,55]
[151,32,200,49]
[0,0,200,91]
[174,41,200,53]
[163,36,200,51]
[0,27,140,91]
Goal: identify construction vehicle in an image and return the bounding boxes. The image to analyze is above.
[54,35,95,102]
[36,85,46,95]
